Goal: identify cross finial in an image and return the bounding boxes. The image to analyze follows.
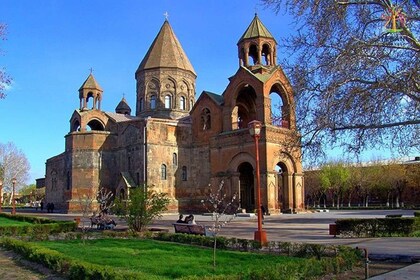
[89,67,94,74]
[163,11,169,20]
[122,93,125,99]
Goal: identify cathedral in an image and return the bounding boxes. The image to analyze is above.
[45,14,304,214]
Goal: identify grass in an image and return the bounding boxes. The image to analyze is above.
[37,238,306,279]
[0,216,33,227]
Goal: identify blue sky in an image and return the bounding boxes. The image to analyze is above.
[1,0,297,183]
[0,1,408,184]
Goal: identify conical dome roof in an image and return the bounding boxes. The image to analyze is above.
[238,14,276,43]
[136,20,196,76]
[79,73,103,91]
[115,97,131,115]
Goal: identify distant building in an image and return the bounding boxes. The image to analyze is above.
[45,15,304,213]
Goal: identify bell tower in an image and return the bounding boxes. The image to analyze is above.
[237,13,277,69]
[78,73,103,111]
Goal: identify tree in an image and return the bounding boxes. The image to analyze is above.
[262,0,419,160]
[0,142,30,203]
[114,186,169,232]
[0,23,12,99]
[319,162,350,208]
[201,181,238,267]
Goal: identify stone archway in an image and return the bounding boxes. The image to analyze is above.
[238,162,255,212]
[275,162,288,211]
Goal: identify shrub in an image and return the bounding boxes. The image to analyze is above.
[335,218,416,237]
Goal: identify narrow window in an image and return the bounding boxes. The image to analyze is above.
[182,166,187,181]
[173,153,178,166]
[150,95,156,109]
[201,108,211,130]
[165,95,172,109]
[140,98,144,110]
[66,171,71,190]
[161,164,167,180]
[180,96,186,110]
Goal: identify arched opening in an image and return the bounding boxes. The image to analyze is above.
[71,119,81,132]
[161,164,167,180]
[173,153,177,166]
[86,119,104,131]
[182,166,187,181]
[248,44,258,65]
[140,98,144,111]
[232,85,257,129]
[164,95,172,109]
[150,95,156,109]
[85,91,97,109]
[119,189,125,200]
[201,108,211,130]
[261,43,271,66]
[179,96,186,110]
[270,84,290,128]
[238,162,255,212]
[275,162,288,211]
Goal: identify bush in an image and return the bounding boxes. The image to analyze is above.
[335,218,416,237]
[0,213,77,237]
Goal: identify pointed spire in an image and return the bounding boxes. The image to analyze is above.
[79,73,103,91]
[238,14,276,43]
[136,20,196,75]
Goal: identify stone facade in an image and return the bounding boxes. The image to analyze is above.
[45,15,304,213]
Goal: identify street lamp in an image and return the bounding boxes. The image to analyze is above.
[248,120,267,244]
[11,178,16,215]
[0,178,3,213]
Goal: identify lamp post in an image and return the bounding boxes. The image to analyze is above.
[0,178,3,213]
[248,120,267,244]
[11,178,16,215]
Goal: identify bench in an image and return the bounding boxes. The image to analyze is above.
[385,214,402,218]
[173,223,207,236]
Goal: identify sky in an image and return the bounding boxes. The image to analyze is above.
[0,1,411,185]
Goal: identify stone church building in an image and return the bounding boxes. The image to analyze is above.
[45,15,304,214]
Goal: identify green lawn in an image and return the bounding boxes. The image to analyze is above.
[37,238,307,279]
[0,216,33,227]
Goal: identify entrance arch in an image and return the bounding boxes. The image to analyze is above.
[238,162,255,212]
[275,162,289,211]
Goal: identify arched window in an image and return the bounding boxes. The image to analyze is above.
[119,189,125,200]
[201,108,211,130]
[173,153,177,166]
[140,98,144,110]
[182,166,187,181]
[161,164,167,180]
[86,119,105,131]
[165,95,172,109]
[180,96,186,110]
[150,95,156,109]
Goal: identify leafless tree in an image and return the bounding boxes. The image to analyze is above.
[0,142,30,203]
[0,23,12,99]
[262,0,419,162]
[201,181,238,267]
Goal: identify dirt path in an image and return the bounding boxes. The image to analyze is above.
[0,248,64,280]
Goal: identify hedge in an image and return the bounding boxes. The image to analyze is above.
[335,217,418,237]
[0,213,77,237]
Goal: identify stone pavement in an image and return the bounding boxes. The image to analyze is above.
[8,208,420,279]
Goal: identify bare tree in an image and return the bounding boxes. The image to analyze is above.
[201,181,238,267]
[0,23,12,99]
[0,142,30,203]
[262,0,419,161]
